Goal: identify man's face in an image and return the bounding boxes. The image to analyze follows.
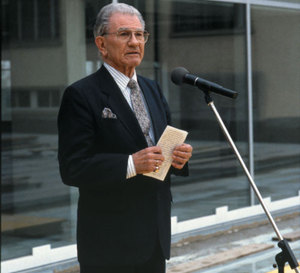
[95,13,145,77]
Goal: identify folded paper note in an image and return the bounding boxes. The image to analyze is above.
[144,125,188,181]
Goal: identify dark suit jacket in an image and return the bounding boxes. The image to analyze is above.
[57,65,188,266]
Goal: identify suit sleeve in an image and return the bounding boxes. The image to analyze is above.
[57,86,128,190]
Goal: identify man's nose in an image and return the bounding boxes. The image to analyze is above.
[128,32,139,44]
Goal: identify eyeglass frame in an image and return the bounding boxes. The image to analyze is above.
[101,28,150,43]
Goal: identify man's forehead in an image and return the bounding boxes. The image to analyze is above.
[117,27,144,31]
[109,13,143,30]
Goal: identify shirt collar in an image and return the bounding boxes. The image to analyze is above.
[103,63,137,91]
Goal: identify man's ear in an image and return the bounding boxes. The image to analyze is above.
[95,36,107,57]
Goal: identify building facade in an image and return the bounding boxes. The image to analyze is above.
[1,0,300,271]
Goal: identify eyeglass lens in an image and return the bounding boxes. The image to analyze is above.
[118,30,149,42]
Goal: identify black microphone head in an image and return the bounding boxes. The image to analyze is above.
[171,67,189,85]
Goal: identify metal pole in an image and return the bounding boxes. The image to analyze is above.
[206,100,300,273]
[208,100,282,239]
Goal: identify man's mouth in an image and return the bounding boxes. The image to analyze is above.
[126,51,140,55]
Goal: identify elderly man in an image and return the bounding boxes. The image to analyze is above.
[58,3,192,273]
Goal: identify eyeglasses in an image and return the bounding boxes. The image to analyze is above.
[102,28,150,43]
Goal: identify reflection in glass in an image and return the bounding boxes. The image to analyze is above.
[155,0,249,220]
[3,0,60,43]
[251,6,300,201]
[1,0,299,267]
[1,0,75,262]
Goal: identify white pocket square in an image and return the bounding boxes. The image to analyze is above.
[102,107,117,119]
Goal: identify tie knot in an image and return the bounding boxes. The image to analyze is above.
[128,79,138,90]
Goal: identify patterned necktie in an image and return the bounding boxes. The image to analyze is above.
[128,79,153,146]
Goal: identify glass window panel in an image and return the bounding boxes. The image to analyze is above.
[1,61,12,121]
[1,0,79,262]
[251,6,300,201]
[38,0,51,39]
[21,0,35,40]
[38,90,50,107]
[12,90,31,107]
[37,0,60,40]
[271,0,300,3]
[2,0,60,44]
[152,0,249,221]
[8,1,19,41]
[53,0,60,39]
[2,0,300,268]
[85,0,111,40]
[51,90,61,107]
[1,1,10,44]
[172,2,245,36]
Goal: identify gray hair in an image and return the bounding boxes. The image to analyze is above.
[93,3,145,38]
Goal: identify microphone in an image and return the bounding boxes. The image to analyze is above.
[171,67,238,99]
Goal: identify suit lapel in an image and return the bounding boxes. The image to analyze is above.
[95,67,147,148]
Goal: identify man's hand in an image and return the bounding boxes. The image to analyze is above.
[132,146,165,174]
[172,143,193,169]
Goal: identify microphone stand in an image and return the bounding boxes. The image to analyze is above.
[202,91,299,273]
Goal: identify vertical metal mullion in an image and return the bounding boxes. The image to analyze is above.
[246,1,255,206]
